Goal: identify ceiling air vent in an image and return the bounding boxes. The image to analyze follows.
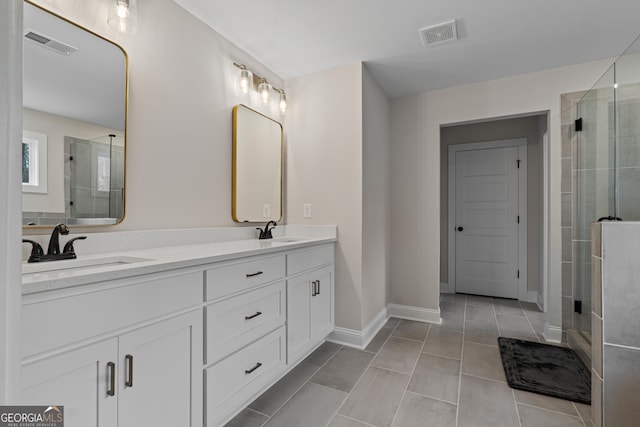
[419,20,458,47]
[24,30,77,55]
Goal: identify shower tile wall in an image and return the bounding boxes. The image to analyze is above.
[592,222,640,426]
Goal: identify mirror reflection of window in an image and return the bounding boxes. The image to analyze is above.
[97,154,111,193]
[21,130,48,194]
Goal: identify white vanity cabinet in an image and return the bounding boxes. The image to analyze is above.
[203,254,287,427]
[286,244,334,364]
[20,270,203,427]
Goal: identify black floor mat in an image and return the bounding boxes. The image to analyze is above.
[498,337,591,404]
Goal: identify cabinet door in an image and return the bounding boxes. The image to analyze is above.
[286,274,312,363]
[311,268,333,341]
[21,338,118,427]
[118,311,202,427]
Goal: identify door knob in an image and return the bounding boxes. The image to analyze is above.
[457,226,464,232]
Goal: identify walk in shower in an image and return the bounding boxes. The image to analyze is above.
[573,35,640,341]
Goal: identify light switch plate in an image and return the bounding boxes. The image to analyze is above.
[303,203,312,218]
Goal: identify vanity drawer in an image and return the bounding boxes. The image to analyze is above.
[21,270,202,358]
[205,326,285,426]
[204,254,285,301]
[205,281,285,364]
[287,244,334,276]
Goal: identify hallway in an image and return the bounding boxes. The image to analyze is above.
[227,294,592,426]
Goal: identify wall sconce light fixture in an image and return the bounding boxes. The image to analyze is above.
[107,0,137,33]
[234,62,287,113]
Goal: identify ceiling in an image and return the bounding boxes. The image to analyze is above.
[173,0,640,98]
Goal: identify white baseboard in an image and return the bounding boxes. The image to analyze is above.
[327,303,442,349]
[387,304,442,324]
[327,306,388,350]
[542,321,562,343]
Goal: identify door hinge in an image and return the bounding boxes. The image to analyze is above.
[575,118,583,132]
[517,159,521,168]
[574,300,582,314]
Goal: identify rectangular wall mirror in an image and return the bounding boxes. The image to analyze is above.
[22,1,127,227]
[232,104,283,223]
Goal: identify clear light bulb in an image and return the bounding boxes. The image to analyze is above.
[258,81,272,103]
[116,2,130,19]
[239,69,252,94]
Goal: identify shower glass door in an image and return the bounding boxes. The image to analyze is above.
[574,35,640,341]
[575,65,616,340]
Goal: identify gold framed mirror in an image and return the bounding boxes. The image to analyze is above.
[22,1,128,227]
[232,105,283,223]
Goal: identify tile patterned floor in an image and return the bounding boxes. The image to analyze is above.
[226,294,593,427]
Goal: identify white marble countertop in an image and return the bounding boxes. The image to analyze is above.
[22,226,336,295]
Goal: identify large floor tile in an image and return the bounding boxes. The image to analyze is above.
[304,341,342,367]
[327,415,371,427]
[372,337,422,374]
[310,347,375,393]
[249,362,320,416]
[224,408,268,427]
[391,319,430,341]
[264,382,347,427]
[514,389,579,417]
[496,314,538,341]
[365,325,395,353]
[518,403,585,427]
[465,305,496,322]
[493,299,525,316]
[457,374,519,427]
[461,341,506,382]
[438,310,465,332]
[338,367,409,427]
[392,392,457,427]
[466,295,493,308]
[423,328,463,359]
[408,353,460,403]
[464,319,500,346]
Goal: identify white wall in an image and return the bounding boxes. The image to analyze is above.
[390,58,615,334]
[22,108,122,214]
[362,65,391,327]
[1,0,23,402]
[25,0,284,233]
[286,63,364,330]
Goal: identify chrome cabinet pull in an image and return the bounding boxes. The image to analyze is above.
[245,311,263,320]
[107,362,116,396]
[125,354,133,388]
[246,271,264,278]
[245,362,262,375]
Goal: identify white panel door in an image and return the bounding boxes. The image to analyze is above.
[455,146,520,298]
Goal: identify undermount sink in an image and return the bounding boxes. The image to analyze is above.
[22,256,153,276]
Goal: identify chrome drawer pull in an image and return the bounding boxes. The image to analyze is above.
[245,311,263,320]
[245,362,262,375]
[246,271,264,278]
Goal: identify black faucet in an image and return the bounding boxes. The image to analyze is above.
[256,221,277,240]
[22,223,87,263]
